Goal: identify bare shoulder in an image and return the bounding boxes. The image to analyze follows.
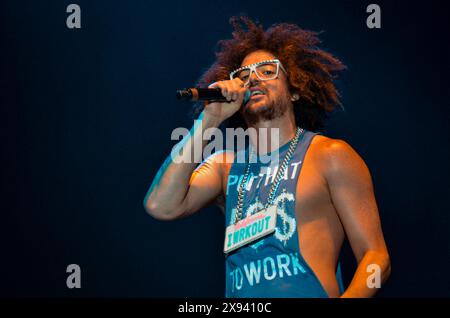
[309,135,368,177]
[310,135,356,155]
[202,150,236,175]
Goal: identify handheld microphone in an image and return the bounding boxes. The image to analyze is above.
[176,88,251,103]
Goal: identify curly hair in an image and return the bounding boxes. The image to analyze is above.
[193,16,346,132]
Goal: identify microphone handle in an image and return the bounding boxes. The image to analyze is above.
[191,88,227,102]
[176,88,250,103]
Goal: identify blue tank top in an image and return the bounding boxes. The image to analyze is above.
[224,129,344,298]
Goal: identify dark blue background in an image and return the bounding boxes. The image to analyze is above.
[1,0,449,297]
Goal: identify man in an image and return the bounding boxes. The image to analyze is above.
[144,17,390,298]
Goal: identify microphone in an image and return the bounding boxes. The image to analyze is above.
[176,88,251,103]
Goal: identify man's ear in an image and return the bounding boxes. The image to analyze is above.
[291,92,300,102]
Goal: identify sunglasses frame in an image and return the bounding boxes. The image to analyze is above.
[229,59,287,85]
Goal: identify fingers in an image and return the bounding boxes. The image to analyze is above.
[231,79,245,101]
[208,81,229,101]
[236,86,248,104]
[208,78,245,102]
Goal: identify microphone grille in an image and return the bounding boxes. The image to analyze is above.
[176,89,192,100]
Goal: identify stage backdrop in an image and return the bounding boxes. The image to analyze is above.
[1,0,449,297]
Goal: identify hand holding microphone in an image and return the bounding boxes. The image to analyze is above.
[177,78,250,124]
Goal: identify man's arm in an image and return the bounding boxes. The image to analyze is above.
[143,112,225,220]
[322,139,391,298]
[143,78,246,220]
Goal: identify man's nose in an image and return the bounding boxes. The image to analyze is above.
[248,70,260,85]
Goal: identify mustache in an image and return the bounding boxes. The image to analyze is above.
[248,83,267,92]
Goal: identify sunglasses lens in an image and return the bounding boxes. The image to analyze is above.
[231,61,279,82]
[255,63,278,80]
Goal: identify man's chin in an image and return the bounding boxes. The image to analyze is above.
[242,102,275,125]
[245,101,269,112]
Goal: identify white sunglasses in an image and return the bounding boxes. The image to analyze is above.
[229,59,287,85]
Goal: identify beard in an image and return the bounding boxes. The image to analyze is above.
[242,91,291,126]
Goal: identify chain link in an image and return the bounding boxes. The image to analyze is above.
[234,127,304,223]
